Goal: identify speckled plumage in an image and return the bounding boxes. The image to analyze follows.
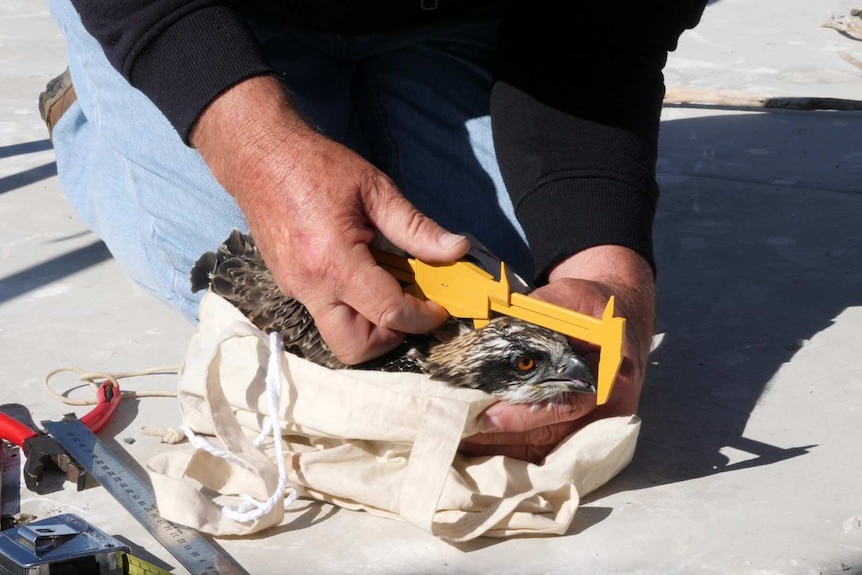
[191,230,597,404]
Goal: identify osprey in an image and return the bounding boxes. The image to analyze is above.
[191,230,597,404]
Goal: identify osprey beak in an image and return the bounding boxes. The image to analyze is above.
[559,355,598,394]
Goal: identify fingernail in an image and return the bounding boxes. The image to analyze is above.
[439,232,467,250]
[478,413,501,432]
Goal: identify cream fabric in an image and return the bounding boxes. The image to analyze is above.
[147,292,640,540]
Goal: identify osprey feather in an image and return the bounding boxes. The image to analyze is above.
[190,230,597,404]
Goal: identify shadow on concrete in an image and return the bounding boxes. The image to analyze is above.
[600,109,862,494]
[0,138,57,195]
[0,240,111,305]
[0,139,53,159]
[0,162,58,195]
[233,500,341,541]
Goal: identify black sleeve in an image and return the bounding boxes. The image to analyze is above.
[492,0,708,282]
[69,0,274,143]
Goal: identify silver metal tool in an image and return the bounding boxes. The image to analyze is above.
[0,444,4,522]
[0,513,129,575]
[0,444,6,531]
[43,415,248,575]
[0,442,18,532]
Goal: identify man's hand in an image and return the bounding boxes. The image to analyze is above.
[460,245,656,463]
[191,75,470,363]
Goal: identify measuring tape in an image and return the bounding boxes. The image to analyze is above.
[124,554,172,575]
[42,416,247,575]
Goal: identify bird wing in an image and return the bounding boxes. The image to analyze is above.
[191,230,346,369]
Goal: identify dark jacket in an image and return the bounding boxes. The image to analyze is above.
[68,0,708,281]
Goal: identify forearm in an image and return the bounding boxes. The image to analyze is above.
[493,0,708,282]
[189,75,314,209]
[548,246,655,316]
[491,82,661,281]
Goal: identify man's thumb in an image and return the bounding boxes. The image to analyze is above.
[370,190,470,263]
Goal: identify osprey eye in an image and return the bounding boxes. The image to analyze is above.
[516,355,536,371]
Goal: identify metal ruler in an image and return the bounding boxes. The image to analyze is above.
[43,415,248,575]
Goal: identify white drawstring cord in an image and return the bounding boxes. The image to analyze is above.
[182,332,300,523]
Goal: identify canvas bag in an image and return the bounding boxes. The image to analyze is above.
[147,291,640,541]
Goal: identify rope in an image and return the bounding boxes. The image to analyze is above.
[43,365,183,442]
[43,365,180,405]
[181,332,298,524]
[43,336,300,518]
[140,425,187,445]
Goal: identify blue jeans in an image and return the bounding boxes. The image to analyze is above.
[49,0,531,322]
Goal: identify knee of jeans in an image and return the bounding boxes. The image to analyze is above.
[134,231,208,324]
[168,267,204,323]
[116,247,203,323]
[52,103,101,228]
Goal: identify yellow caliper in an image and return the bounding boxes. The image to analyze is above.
[373,249,625,405]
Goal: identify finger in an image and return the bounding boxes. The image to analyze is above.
[301,244,450,364]
[364,179,471,263]
[309,294,446,365]
[307,300,405,365]
[465,420,579,447]
[339,244,451,334]
[458,441,555,464]
[477,394,597,434]
[459,417,586,463]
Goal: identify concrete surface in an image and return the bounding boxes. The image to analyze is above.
[2,0,862,573]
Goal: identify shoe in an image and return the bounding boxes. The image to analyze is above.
[38,67,77,140]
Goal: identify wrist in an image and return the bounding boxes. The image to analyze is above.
[548,245,656,343]
[189,75,315,206]
[549,245,654,287]
[190,74,310,146]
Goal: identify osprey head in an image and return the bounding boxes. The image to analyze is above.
[424,316,597,404]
